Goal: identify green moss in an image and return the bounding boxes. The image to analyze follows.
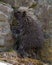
[8,48,14,52]
[0,46,5,48]
[29,3,37,8]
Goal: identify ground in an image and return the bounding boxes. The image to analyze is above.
[0,50,44,65]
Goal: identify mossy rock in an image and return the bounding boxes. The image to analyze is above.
[29,3,37,8]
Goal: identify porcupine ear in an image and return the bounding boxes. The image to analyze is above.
[22,11,26,17]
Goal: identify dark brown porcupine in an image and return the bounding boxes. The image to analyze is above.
[14,7,44,59]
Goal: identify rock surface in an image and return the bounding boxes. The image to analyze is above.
[35,1,52,64]
[0,3,14,51]
[1,0,37,7]
[34,3,52,64]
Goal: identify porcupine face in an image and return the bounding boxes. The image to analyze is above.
[14,10,26,20]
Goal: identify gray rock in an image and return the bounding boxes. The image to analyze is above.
[34,4,52,64]
[0,3,14,51]
[1,0,36,7]
[0,3,13,24]
[38,0,52,5]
